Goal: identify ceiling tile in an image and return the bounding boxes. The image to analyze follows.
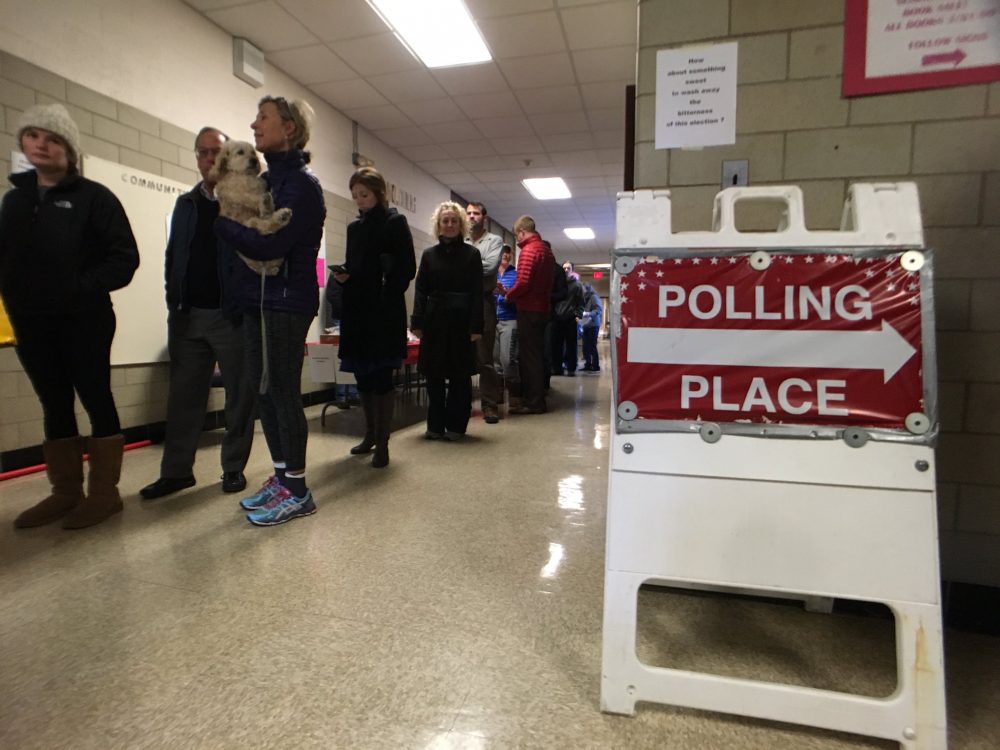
[275,0,387,42]
[342,104,413,131]
[591,129,624,148]
[425,120,486,143]
[458,156,508,171]
[499,152,552,168]
[465,0,556,18]
[442,139,497,159]
[431,63,510,96]
[586,107,625,131]
[268,45,358,84]
[528,111,590,135]
[206,1,317,51]
[540,132,595,152]
[331,33,421,75]
[420,159,467,174]
[498,52,575,89]
[516,85,583,114]
[372,126,435,148]
[572,46,636,83]
[473,116,534,138]
[565,175,608,188]
[456,90,522,120]
[399,144,452,162]
[186,0,254,10]
[597,147,623,164]
[368,69,448,104]
[490,135,545,154]
[560,1,636,50]
[579,80,631,109]
[550,150,601,167]
[477,11,566,58]
[310,78,389,110]
[397,98,466,125]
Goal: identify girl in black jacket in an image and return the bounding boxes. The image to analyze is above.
[0,104,139,530]
[411,202,483,440]
[332,167,416,468]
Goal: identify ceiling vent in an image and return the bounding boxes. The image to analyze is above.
[233,38,264,88]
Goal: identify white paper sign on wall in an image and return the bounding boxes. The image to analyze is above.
[655,42,738,150]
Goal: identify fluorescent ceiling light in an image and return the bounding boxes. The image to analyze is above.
[366,0,491,69]
[564,227,595,240]
[522,177,572,200]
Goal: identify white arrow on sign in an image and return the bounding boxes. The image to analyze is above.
[628,321,916,383]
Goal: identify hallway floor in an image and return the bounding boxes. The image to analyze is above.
[1,366,998,749]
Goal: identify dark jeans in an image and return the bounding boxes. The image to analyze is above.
[243,309,312,472]
[582,327,599,369]
[551,318,578,374]
[12,308,120,439]
[516,310,548,412]
[425,375,472,434]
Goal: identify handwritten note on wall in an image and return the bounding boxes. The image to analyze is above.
[655,42,738,150]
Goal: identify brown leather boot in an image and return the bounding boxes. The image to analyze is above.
[371,391,395,468]
[350,391,376,455]
[63,435,124,529]
[13,436,85,528]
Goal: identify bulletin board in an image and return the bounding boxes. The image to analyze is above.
[83,155,190,364]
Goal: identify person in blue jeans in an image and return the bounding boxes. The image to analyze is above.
[580,282,603,372]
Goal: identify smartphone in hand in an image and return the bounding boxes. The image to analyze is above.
[328,263,348,275]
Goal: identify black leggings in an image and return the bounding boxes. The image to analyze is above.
[354,367,394,395]
[12,309,120,440]
[243,309,312,471]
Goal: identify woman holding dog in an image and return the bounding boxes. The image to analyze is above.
[1,103,139,530]
[215,96,326,527]
[332,167,416,468]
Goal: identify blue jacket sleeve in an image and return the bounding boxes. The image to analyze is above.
[214,173,323,261]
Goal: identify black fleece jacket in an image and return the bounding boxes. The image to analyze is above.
[0,169,139,318]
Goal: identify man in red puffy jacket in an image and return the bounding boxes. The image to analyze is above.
[505,216,554,414]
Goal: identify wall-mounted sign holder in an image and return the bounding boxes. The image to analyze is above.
[602,184,946,749]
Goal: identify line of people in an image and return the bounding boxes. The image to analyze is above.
[2,96,600,531]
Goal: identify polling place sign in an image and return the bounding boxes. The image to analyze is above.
[615,251,929,432]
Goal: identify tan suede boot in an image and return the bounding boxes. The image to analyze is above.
[63,435,124,530]
[13,436,85,528]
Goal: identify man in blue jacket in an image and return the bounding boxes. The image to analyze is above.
[140,127,255,499]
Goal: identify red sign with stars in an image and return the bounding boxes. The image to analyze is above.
[616,251,927,430]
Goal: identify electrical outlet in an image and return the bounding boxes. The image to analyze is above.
[721,160,749,188]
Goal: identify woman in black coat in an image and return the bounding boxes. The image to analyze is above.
[1,103,138,530]
[411,202,483,441]
[332,167,415,467]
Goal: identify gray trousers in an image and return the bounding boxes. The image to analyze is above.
[160,307,255,477]
[493,318,520,399]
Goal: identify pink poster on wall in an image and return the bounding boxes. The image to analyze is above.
[844,0,1000,96]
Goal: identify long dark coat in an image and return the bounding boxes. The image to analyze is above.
[410,237,483,379]
[338,204,416,369]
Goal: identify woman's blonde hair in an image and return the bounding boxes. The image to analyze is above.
[259,95,314,151]
[430,201,469,239]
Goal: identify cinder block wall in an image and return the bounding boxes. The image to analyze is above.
[0,51,434,459]
[634,0,1000,586]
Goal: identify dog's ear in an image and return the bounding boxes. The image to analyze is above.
[207,150,227,182]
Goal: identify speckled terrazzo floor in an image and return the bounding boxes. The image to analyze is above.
[1,357,997,749]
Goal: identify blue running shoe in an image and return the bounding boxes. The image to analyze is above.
[246,488,317,527]
[239,475,281,511]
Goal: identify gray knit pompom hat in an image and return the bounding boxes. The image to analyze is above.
[17,103,82,167]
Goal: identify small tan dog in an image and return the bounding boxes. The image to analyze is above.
[209,140,291,275]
